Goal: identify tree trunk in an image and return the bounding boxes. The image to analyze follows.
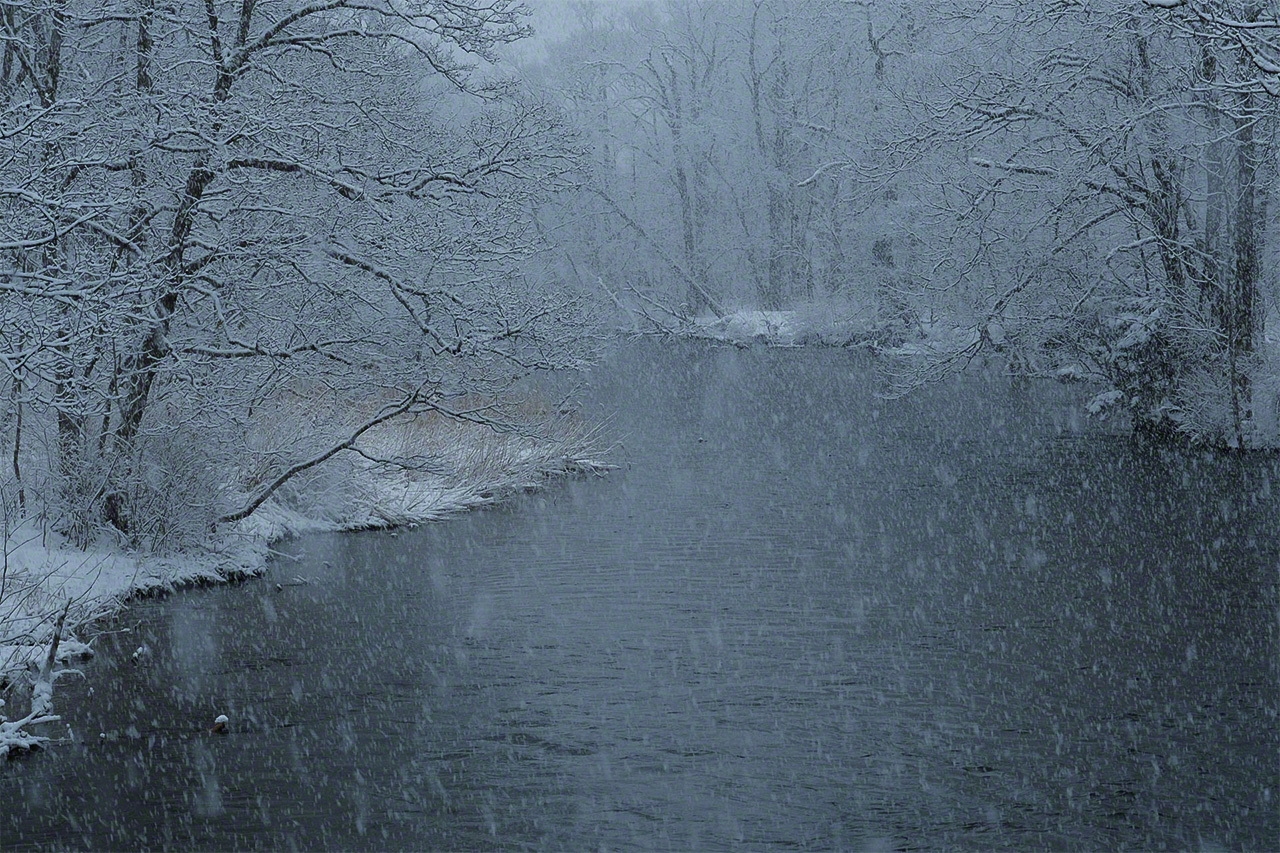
[11,370,24,512]
[1227,86,1261,446]
[1201,43,1227,323]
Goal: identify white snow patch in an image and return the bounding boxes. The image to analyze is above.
[1,423,611,757]
[1087,389,1126,415]
[695,309,800,344]
[689,302,876,347]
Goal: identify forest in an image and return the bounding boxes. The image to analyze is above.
[0,0,1276,550]
[1,0,1278,774]
[527,0,1279,446]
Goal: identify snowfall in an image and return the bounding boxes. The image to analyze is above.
[1,426,608,757]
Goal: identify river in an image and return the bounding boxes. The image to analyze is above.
[3,341,1278,850]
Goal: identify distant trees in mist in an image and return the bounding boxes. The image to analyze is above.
[530,0,1278,448]
[0,0,1276,551]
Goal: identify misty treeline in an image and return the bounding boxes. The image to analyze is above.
[0,0,599,549]
[0,0,1277,557]
[528,0,1279,448]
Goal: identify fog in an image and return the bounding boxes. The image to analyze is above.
[2,1,1277,849]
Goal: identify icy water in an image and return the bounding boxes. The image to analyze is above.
[4,341,1278,850]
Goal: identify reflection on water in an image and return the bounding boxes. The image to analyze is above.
[4,341,1278,850]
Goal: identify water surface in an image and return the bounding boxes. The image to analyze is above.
[4,341,1277,850]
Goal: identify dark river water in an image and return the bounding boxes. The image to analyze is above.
[4,341,1278,850]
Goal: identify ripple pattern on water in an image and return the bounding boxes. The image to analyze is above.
[3,341,1278,851]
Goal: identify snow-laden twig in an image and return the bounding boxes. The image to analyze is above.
[218,386,430,524]
[0,599,69,758]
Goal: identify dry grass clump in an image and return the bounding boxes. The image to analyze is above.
[228,387,613,537]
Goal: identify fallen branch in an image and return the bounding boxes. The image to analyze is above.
[219,385,431,524]
[1,599,71,758]
[588,187,726,318]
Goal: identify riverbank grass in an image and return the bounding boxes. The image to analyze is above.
[1,402,611,757]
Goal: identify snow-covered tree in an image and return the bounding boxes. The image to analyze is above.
[530,0,891,326]
[874,0,1279,447]
[0,0,595,544]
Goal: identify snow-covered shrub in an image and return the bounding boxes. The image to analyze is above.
[110,424,226,553]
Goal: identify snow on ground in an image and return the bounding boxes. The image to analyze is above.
[692,309,802,344]
[689,303,876,347]
[1,421,609,757]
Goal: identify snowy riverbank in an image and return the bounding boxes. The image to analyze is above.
[687,306,877,348]
[1,417,610,757]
